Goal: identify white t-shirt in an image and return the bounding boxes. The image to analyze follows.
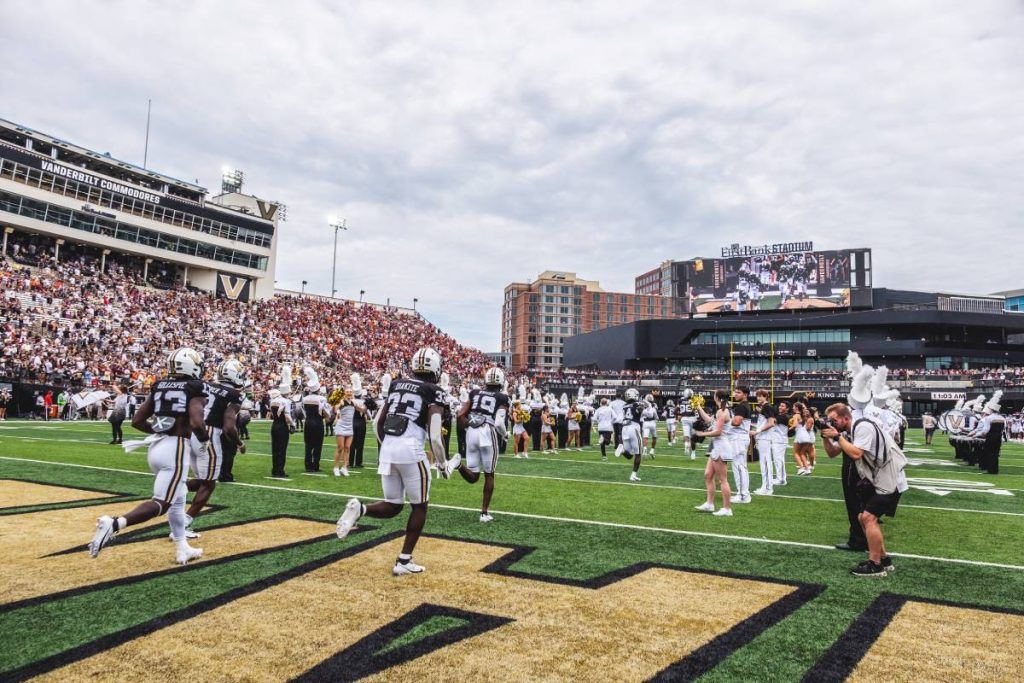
[610,399,625,424]
[594,406,614,431]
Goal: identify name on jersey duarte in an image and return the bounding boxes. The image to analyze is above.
[720,242,814,258]
[39,159,163,204]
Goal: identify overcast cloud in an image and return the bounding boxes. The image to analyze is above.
[2,0,1023,350]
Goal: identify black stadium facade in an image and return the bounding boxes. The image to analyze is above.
[562,287,1024,418]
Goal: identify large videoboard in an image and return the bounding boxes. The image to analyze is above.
[679,248,872,314]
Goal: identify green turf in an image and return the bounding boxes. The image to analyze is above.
[1,420,1022,680]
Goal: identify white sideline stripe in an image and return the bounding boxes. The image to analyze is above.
[1,455,1022,571]
[514,453,1024,489]
[3,437,1023,512]
[497,472,1024,517]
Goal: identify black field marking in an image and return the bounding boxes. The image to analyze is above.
[0,477,136,513]
[0,495,147,516]
[0,516,375,616]
[0,529,399,683]
[44,504,229,556]
[293,604,514,682]
[435,532,827,681]
[801,592,1024,682]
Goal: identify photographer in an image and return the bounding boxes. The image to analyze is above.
[821,403,908,577]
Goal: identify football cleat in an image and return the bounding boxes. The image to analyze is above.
[629,472,641,482]
[753,488,773,496]
[88,515,116,558]
[712,508,733,517]
[175,544,203,565]
[393,560,426,576]
[336,498,362,540]
[168,528,201,541]
[614,444,624,458]
[445,454,462,478]
[695,502,715,512]
[479,513,493,523]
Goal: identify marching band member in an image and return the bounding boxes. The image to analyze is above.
[302,366,332,473]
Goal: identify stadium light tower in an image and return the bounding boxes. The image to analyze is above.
[221,167,244,194]
[328,216,348,298]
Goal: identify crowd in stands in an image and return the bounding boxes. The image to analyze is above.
[0,232,490,397]
[3,231,1024,410]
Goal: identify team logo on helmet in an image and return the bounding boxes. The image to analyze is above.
[217,359,247,387]
[411,347,442,381]
[167,347,204,379]
[485,367,505,388]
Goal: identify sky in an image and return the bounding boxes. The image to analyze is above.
[2,1,1023,350]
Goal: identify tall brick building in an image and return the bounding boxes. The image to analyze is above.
[501,270,685,371]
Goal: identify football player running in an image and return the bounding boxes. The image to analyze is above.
[88,348,209,564]
[614,388,645,482]
[454,367,510,522]
[336,347,458,576]
[641,395,658,458]
[181,358,247,538]
[664,400,677,446]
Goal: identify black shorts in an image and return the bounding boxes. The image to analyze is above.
[924,427,935,437]
[864,491,902,518]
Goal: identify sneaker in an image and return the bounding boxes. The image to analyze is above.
[333,467,341,477]
[629,472,641,482]
[689,452,696,460]
[522,453,529,459]
[740,495,752,503]
[851,561,886,578]
[174,544,203,565]
[712,508,733,517]
[88,516,116,558]
[393,560,426,576]
[695,502,715,512]
[729,495,743,503]
[340,467,349,477]
[601,455,608,461]
[168,528,201,541]
[336,498,362,539]
[479,513,493,523]
[753,488,773,496]
[445,454,462,477]
[650,449,655,457]
[881,556,895,573]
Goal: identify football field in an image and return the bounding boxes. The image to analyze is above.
[1,420,1022,681]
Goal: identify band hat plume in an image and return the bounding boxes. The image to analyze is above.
[848,364,874,409]
[351,373,363,398]
[302,365,320,392]
[379,371,392,397]
[984,390,1003,414]
[845,350,863,379]
[278,363,293,393]
[954,397,965,411]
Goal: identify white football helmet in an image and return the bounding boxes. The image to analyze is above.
[411,347,442,382]
[167,347,204,379]
[484,367,505,388]
[681,388,694,400]
[625,388,640,401]
[217,358,247,387]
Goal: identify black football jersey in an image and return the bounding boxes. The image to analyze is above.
[623,400,643,424]
[151,378,205,417]
[204,382,242,429]
[384,377,444,430]
[468,389,510,426]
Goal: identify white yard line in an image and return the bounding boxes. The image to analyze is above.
[1,454,1022,571]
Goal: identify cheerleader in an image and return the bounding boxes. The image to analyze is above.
[511,400,531,458]
[332,376,366,477]
[791,403,815,475]
[566,402,582,450]
[540,405,556,453]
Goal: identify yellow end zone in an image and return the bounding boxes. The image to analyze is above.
[34,536,799,682]
[0,491,334,608]
[0,480,114,508]
[850,600,1024,683]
